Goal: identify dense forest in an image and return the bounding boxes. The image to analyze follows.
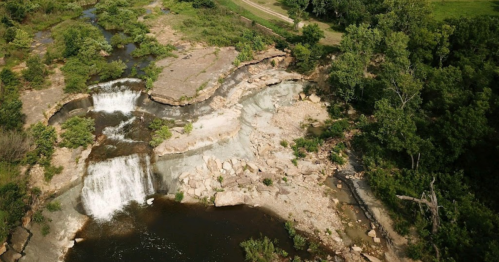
[316,0,499,261]
[1,0,499,261]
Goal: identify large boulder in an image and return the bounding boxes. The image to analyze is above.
[10,227,29,253]
[214,191,245,207]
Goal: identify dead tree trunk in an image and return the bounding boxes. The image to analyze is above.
[397,177,440,260]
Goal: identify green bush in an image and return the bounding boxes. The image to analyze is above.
[330,152,346,165]
[99,60,126,81]
[184,122,193,134]
[217,176,223,184]
[27,123,57,165]
[240,236,277,262]
[175,191,184,202]
[46,201,62,212]
[293,234,307,250]
[41,224,50,236]
[285,221,296,237]
[60,116,95,148]
[291,137,323,159]
[32,210,45,223]
[280,140,288,147]
[44,165,63,181]
[150,125,172,147]
[22,56,48,89]
[263,178,273,186]
[320,119,349,139]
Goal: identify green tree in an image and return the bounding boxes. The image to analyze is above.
[99,60,126,81]
[287,0,309,30]
[301,24,324,45]
[11,29,32,49]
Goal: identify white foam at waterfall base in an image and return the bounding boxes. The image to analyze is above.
[102,117,136,142]
[93,90,140,114]
[82,154,154,221]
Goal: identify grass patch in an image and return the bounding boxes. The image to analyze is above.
[175,191,184,202]
[431,0,499,20]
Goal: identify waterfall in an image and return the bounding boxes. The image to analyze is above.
[102,117,137,142]
[93,90,140,114]
[81,154,154,221]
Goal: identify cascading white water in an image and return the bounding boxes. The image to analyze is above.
[102,117,136,142]
[81,154,154,221]
[93,89,140,114]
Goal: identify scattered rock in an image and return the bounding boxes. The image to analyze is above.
[146,198,154,205]
[374,237,381,243]
[214,191,245,207]
[246,162,258,172]
[74,238,84,243]
[222,176,238,188]
[0,243,6,256]
[351,246,363,252]
[66,240,75,248]
[237,177,252,186]
[299,93,306,100]
[222,161,232,171]
[367,230,376,238]
[1,249,22,262]
[10,227,29,253]
[336,184,342,189]
[332,198,339,205]
[362,253,382,262]
[308,94,321,103]
[99,50,110,57]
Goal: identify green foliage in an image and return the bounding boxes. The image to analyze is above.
[301,24,324,45]
[285,221,296,237]
[175,191,184,202]
[184,122,193,134]
[330,152,345,165]
[27,123,57,166]
[280,140,288,147]
[0,182,27,240]
[110,33,131,48]
[0,69,25,131]
[11,29,32,49]
[320,119,349,139]
[217,176,223,184]
[46,201,62,212]
[179,0,215,9]
[131,37,175,58]
[291,137,322,159]
[240,236,277,262]
[99,60,126,81]
[60,116,95,149]
[41,224,50,236]
[43,165,63,181]
[292,234,307,250]
[22,56,48,89]
[32,211,45,223]
[263,178,273,186]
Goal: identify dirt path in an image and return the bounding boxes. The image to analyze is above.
[241,0,294,24]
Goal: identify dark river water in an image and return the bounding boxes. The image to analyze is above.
[65,198,309,262]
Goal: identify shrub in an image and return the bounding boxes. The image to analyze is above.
[291,137,323,159]
[99,60,126,81]
[27,123,57,165]
[150,125,172,147]
[41,224,50,236]
[293,234,307,250]
[320,119,349,139]
[240,236,276,262]
[175,191,184,202]
[44,165,63,181]
[0,129,32,163]
[263,178,273,186]
[280,140,288,147]
[285,221,296,237]
[46,201,62,212]
[184,122,193,134]
[22,56,48,89]
[32,211,45,223]
[330,152,346,165]
[217,176,223,184]
[60,116,95,148]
